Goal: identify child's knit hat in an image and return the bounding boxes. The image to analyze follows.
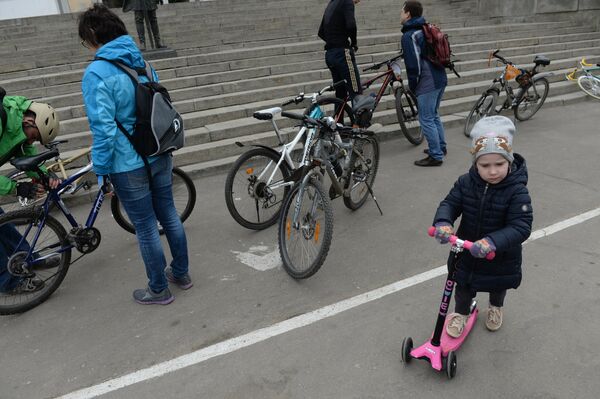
[469,116,515,163]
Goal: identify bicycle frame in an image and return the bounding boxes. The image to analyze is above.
[14,162,105,265]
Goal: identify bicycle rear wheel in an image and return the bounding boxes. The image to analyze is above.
[0,209,71,315]
[225,147,291,230]
[577,75,600,100]
[278,179,333,279]
[395,88,423,145]
[343,136,380,210]
[464,91,498,137]
[111,167,196,235]
[514,78,549,121]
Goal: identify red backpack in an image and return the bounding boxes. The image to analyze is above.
[421,23,460,77]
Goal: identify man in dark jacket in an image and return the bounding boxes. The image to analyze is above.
[432,116,533,337]
[123,0,165,51]
[400,1,448,166]
[318,0,363,104]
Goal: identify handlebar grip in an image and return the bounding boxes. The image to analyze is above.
[332,80,346,89]
[428,226,436,237]
[282,99,294,106]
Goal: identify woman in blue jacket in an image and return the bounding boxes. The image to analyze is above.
[78,5,191,305]
[432,116,533,337]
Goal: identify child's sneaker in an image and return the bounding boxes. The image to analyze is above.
[446,313,468,338]
[133,287,174,305]
[486,305,503,331]
[165,267,193,290]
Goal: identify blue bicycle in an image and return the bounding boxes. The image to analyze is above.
[0,148,109,314]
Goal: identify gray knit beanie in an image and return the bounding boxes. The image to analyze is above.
[469,116,515,163]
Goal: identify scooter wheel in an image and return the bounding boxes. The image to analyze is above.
[446,351,457,379]
[401,337,413,364]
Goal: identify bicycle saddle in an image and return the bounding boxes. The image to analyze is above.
[10,149,59,172]
[533,55,550,66]
[253,107,282,120]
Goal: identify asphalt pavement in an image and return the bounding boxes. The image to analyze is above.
[1,101,599,399]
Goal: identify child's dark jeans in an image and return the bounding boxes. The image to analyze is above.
[454,284,506,315]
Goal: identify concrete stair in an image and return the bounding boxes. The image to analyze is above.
[0,0,597,180]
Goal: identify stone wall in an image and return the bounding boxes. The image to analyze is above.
[477,0,600,29]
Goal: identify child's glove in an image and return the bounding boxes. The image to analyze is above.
[469,237,496,258]
[433,222,454,244]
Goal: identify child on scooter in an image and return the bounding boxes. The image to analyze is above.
[432,116,533,337]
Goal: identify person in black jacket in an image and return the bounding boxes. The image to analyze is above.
[318,0,363,104]
[431,116,533,337]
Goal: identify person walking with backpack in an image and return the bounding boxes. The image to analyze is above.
[318,0,363,106]
[78,4,191,305]
[400,1,448,166]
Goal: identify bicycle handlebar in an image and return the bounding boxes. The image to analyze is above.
[427,226,496,260]
[281,80,347,107]
[363,53,403,72]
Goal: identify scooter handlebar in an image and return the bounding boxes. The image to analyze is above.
[427,227,495,260]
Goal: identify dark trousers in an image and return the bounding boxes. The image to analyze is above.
[134,10,161,46]
[325,47,362,102]
[454,284,507,315]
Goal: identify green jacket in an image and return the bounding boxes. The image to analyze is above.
[0,96,39,196]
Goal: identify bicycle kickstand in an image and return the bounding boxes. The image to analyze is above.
[364,181,383,216]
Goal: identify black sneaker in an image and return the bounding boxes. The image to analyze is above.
[165,267,193,290]
[414,156,443,167]
[423,148,447,156]
[133,287,174,305]
[10,276,44,294]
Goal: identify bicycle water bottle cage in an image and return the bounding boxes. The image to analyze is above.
[533,55,550,66]
[10,149,59,172]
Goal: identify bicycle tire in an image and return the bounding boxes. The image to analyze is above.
[343,136,380,210]
[577,75,600,100]
[304,97,355,126]
[514,78,549,121]
[0,209,71,315]
[225,147,291,230]
[278,179,333,279]
[111,167,196,235]
[395,88,423,145]
[464,91,498,137]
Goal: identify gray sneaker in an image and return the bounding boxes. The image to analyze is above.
[32,253,61,270]
[486,305,503,331]
[165,267,193,290]
[133,287,174,305]
[10,276,45,294]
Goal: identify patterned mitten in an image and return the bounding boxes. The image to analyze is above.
[434,222,454,244]
[469,237,496,258]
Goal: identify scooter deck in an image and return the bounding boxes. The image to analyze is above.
[440,308,478,356]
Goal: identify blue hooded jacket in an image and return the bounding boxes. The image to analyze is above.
[81,35,159,176]
[400,17,448,95]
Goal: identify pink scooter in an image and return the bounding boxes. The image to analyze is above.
[401,227,495,379]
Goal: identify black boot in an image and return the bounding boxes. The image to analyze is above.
[414,156,443,167]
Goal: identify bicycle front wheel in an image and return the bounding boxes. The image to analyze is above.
[278,179,333,279]
[395,88,423,145]
[514,78,549,121]
[577,75,600,100]
[111,167,197,235]
[0,209,71,315]
[464,91,498,137]
[343,136,380,210]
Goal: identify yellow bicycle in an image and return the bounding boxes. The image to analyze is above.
[566,58,600,100]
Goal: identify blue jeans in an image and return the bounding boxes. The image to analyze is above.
[110,155,189,293]
[0,207,30,292]
[417,87,447,161]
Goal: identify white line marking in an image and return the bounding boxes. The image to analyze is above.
[56,207,600,399]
